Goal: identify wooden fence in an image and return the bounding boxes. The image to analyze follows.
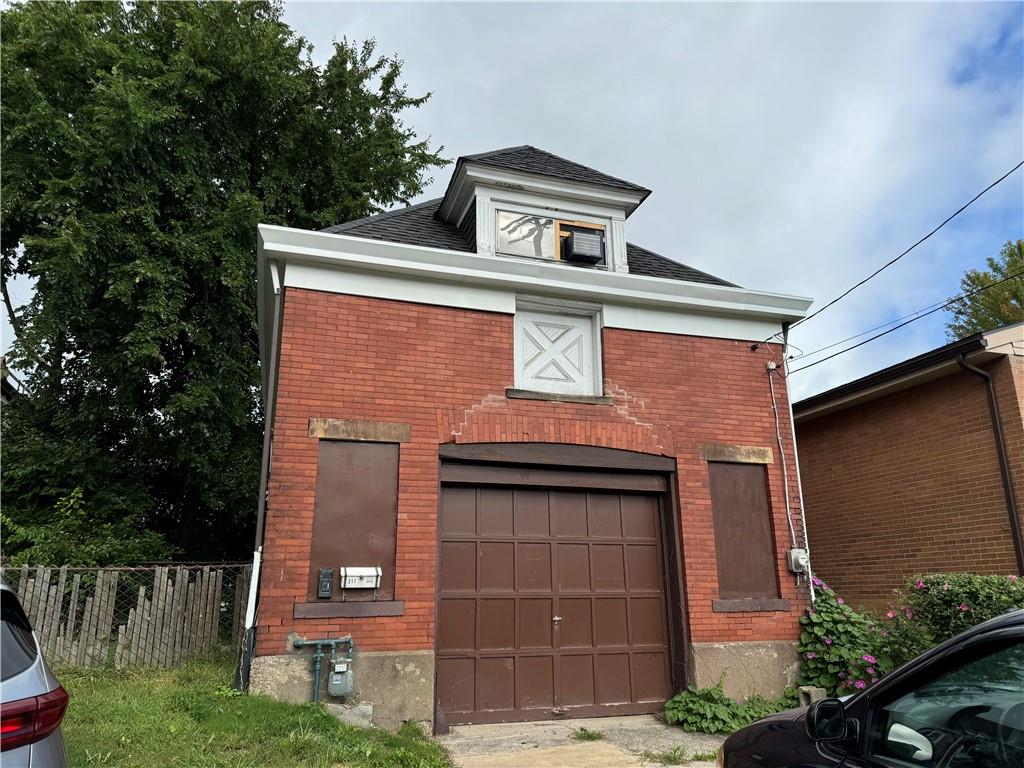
[1,563,251,668]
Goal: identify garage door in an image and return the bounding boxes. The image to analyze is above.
[437,481,673,724]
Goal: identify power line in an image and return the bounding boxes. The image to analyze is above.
[787,268,1024,375]
[774,159,1024,341]
[789,295,954,362]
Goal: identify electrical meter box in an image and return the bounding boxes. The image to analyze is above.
[328,658,353,697]
[788,548,809,574]
[339,566,382,590]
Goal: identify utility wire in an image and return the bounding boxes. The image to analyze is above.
[768,159,1024,342]
[787,268,1024,375]
[789,295,955,362]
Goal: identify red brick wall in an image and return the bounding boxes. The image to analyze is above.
[256,288,810,656]
[797,356,1024,611]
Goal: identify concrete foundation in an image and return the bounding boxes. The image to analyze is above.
[249,648,435,729]
[690,641,799,699]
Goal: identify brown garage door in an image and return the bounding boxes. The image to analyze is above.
[437,482,672,724]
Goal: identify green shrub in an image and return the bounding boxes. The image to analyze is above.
[664,682,796,734]
[798,578,887,694]
[901,573,1024,639]
[799,572,1023,696]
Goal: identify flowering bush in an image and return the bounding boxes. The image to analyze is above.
[901,572,1024,640]
[798,578,889,694]
[799,572,1024,695]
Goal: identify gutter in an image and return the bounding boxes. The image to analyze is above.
[236,260,284,690]
[956,354,1024,576]
[794,334,987,419]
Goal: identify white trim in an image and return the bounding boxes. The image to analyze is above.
[439,162,647,223]
[259,223,812,348]
[514,303,603,396]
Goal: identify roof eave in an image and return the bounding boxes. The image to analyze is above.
[438,160,650,224]
[793,334,993,422]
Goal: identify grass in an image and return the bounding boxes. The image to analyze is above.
[569,726,604,741]
[640,746,720,765]
[58,656,452,768]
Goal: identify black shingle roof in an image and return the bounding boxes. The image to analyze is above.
[322,199,734,287]
[459,145,650,195]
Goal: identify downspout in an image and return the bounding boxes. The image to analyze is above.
[956,353,1024,576]
[782,322,815,602]
[236,260,284,690]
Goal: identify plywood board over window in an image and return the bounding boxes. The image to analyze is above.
[307,441,399,602]
[707,462,780,600]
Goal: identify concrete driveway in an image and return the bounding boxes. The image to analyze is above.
[439,715,724,767]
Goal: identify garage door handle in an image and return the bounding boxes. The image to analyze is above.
[552,615,561,625]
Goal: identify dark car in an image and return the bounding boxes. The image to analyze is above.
[718,609,1023,768]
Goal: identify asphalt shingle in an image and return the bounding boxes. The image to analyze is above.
[322,199,734,287]
[459,145,651,194]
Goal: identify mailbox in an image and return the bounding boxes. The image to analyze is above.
[340,566,382,590]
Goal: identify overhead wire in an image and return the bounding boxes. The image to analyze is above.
[762,159,1024,343]
[787,268,1024,375]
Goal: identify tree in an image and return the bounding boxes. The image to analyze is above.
[1,1,445,564]
[945,240,1024,341]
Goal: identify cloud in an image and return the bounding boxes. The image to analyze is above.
[284,1,1023,399]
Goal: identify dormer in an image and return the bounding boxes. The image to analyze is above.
[436,146,650,274]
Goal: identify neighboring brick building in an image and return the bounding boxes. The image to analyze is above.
[246,146,814,728]
[795,324,1024,611]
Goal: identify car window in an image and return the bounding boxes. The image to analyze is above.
[1,589,38,682]
[868,640,1024,768]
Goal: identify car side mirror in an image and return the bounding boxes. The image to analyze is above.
[806,698,848,742]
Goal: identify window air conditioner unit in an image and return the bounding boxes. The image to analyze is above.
[561,230,604,265]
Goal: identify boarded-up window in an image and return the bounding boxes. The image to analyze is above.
[307,441,399,601]
[708,462,779,599]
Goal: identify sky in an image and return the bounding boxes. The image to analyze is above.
[3,2,1022,400]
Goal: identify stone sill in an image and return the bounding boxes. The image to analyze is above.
[506,388,613,406]
[294,600,405,619]
[712,598,791,613]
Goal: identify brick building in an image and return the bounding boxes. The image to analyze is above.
[246,146,814,728]
[794,324,1024,611]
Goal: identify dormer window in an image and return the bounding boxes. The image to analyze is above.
[495,209,606,267]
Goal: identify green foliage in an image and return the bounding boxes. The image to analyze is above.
[1,487,166,566]
[569,727,604,741]
[946,239,1024,339]
[639,746,688,765]
[59,657,453,767]
[664,682,796,734]
[639,746,721,765]
[799,573,1024,695]
[798,578,888,694]
[1,1,445,563]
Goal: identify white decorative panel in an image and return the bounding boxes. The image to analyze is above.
[514,309,599,396]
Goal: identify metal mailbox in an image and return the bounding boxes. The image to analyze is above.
[339,566,382,590]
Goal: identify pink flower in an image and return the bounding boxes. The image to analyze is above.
[862,654,877,664]
[1010,575,1018,583]
[904,608,914,619]
[854,680,867,690]
[881,630,889,638]
[914,579,925,589]
[871,677,878,684]
[837,597,845,604]
[959,603,969,612]
[804,652,816,659]
[812,576,822,587]
[866,667,875,675]
[824,637,833,645]
[837,672,845,679]
[886,610,896,619]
